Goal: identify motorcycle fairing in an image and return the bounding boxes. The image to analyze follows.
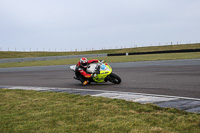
[93,63,112,83]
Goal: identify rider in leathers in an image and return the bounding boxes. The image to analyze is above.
[75,57,102,85]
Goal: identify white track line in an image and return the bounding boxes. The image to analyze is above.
[1,85,200,101]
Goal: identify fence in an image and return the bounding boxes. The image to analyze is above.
[1,48,200,63]
[0,41,199,52]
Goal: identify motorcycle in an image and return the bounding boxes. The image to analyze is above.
[70,62,121,84]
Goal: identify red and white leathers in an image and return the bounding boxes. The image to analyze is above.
[76,59,99,78]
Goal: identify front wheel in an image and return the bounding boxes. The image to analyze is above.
[108,73,121,84]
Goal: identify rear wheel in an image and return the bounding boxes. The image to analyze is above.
[108,73,121,84]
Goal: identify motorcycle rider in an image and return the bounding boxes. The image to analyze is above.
[75,57,103,85]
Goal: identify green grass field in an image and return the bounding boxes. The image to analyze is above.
[0,52,200,68]
[0,43,200,59]
[0,89,200,133]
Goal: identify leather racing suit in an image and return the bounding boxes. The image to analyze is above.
[75,59,99,84]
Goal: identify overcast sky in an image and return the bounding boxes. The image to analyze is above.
[0,0,200,51]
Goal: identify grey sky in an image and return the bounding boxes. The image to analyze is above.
[0,0,200,51]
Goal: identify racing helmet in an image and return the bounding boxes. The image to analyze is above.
[80,57,88,68]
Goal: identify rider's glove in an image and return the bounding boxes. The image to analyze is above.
[99,60,104,63]
[91,74,97,78]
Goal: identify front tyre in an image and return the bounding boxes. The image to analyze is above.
[108,73,121,84]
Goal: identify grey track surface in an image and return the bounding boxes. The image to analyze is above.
[0,59,200,98]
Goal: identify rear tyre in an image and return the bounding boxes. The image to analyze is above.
[108,73,121,84]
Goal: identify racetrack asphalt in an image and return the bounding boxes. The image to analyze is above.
[0,59,200,99]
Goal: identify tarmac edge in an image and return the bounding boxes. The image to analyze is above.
[1,85,200,113]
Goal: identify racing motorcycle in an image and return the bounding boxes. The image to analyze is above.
[70,62,121,84]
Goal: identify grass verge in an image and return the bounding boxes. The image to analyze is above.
[0,89,200,133]
[0,52,200,68]
[0,43,200,59]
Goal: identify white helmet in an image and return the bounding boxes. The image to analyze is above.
[80,57,88,68]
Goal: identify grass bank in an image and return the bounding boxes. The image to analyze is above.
[0,43,200,59]
[0,89,199,133]
[0,52,200,68]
